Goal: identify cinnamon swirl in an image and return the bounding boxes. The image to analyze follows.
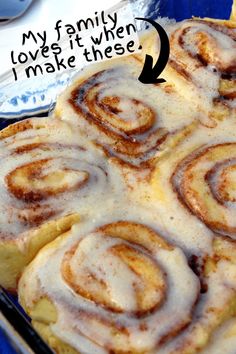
[18,218,199,353]
[0,118,125,290]
[55,56,199,170]
[149,115,236,249]
[18,216,236,353]
[163,18,236,121]
[3,7,236,354]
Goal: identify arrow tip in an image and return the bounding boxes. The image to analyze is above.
[137,48,167,84]
[138,76,166,84]
[138,68,167,84]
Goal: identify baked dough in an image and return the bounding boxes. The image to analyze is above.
[0,118,125,290]
[4,5,236,354]
[55,56,200,170]
[18,217,236,353]
[138,18,236,123]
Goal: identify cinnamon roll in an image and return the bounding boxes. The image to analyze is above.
[168,235,236,354]
[55,56,199,170]
[0,118,125,290]
[172,142,236,238]
[3,7,236,353]
[18,216,236,354]
[163,18,236,121]
[18,218,199,353]
[149,115,236,249]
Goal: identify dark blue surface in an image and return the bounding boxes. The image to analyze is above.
[0,329,18,354]
[0,295,22,354]
[157,0,232,21]
[0,0,232,353]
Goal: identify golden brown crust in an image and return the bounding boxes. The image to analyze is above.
[0,213,80,290]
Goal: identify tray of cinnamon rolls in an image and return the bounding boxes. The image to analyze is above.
[1,0,236,353]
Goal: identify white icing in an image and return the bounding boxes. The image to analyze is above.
[163,20,236,114]
[14,17,236,354]
[56,56,199,167]
[138,116,236,253]
[69,233,139,311]
[20,216,199,353]
[0,118,126,244]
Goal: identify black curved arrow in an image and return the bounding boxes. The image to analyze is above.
[135,17,170,84]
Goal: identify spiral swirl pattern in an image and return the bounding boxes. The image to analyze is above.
[19,219,200,353]
[5,13,236,354]
[165,18,236,120]
[172,143,236,238]
[56,57,198,169]
[0,118,121,234]
[0,118,124,289]
[19,217,236,354]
